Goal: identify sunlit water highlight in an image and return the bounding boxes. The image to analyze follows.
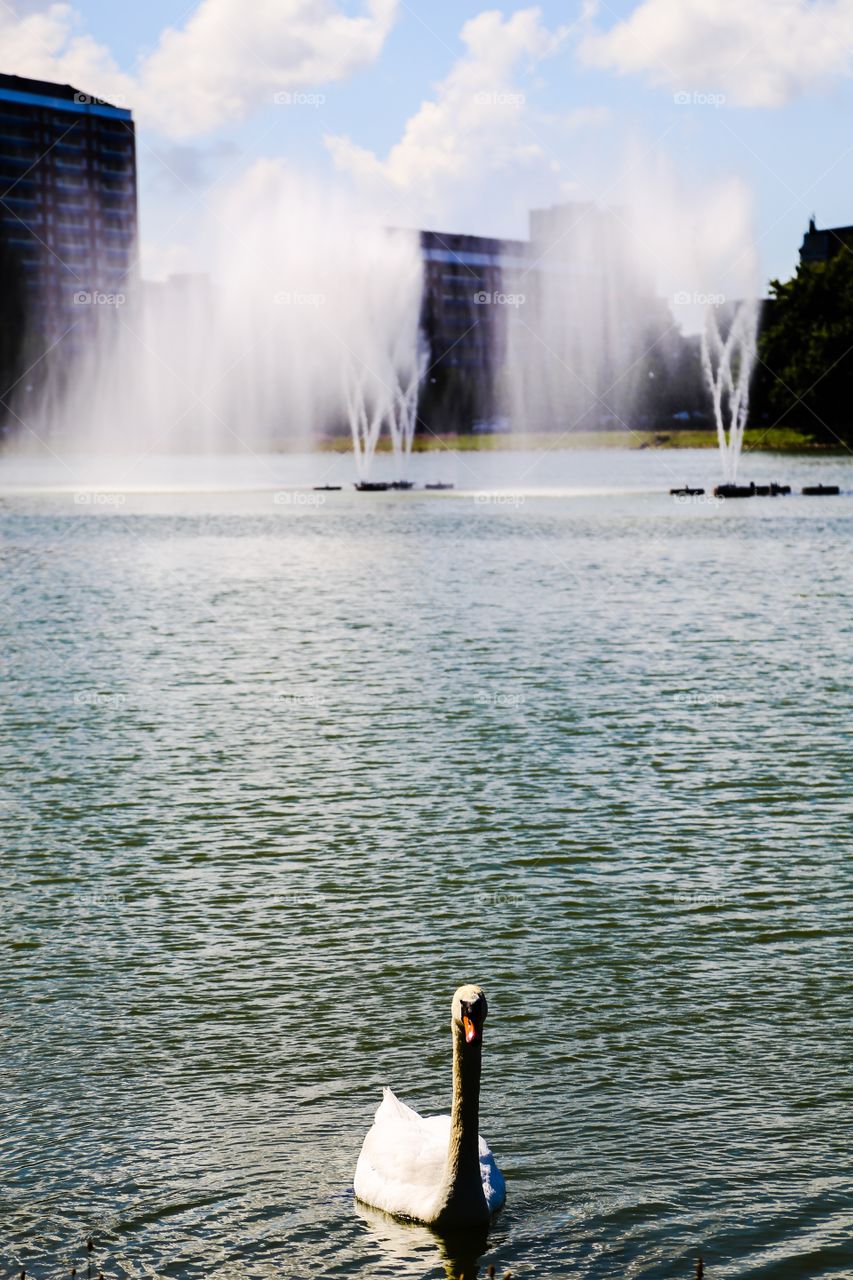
[2,450,851,1280]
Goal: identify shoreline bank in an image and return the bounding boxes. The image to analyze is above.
[315,427,840,455]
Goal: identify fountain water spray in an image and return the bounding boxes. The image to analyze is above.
[701,301,758,483]
[342,241,426,480]
[16,164,424,479]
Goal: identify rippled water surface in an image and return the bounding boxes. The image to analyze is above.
[2,450,852,1280]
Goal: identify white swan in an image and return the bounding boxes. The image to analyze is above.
[354,984,506,1228]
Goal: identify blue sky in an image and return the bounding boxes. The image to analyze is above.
[5,0,853,291]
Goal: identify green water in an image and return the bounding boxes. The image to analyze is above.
[2,454,851,1279]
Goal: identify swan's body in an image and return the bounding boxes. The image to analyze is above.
[353,985,505,1228]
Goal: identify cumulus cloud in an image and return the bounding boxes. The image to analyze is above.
[138,0,398,138]
[0,0,398,138]
[325,7,569,211]
[0,4,134,107]
[580,0,853,107]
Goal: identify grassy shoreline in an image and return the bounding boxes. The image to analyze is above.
[316,427,839,455]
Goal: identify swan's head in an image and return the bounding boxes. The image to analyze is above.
[452,984,488,1047]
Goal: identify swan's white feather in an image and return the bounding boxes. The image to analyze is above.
[354,1087,505,1221]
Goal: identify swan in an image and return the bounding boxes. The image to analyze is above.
[353,984,506,1228]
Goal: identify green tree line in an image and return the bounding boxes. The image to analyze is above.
[754,249,853,446]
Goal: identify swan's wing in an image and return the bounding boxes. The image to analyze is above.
[354,1088,450,1221]
[478,1135,506,1213]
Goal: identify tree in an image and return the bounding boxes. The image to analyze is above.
[757,250,853,445]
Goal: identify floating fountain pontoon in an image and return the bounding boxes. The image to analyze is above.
[426,482,455,491]
[714,483,755,498]
[389,480,415,490]
[714,481,791,499]
[802,484,840,496]
[314,485,342,491]
[355,481,391,492]
[670,486,705,496]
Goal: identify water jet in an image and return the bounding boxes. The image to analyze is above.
[702,302,758,484]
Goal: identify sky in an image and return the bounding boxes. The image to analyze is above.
[4,0,853,291]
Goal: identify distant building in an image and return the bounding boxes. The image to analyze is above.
[0,72,137,368]
[420,228,529,369]
[418,204,659,431]
[799,217,853,264]
[418,227,532,430]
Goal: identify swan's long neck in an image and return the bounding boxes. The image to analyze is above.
[436,1023,489,1226]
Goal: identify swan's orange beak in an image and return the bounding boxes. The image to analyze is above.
[463,1015,479,1044]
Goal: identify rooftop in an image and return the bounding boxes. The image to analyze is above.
[0,71,132,120]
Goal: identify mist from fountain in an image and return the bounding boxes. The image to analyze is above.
[503,167,760,457]
[505,203,656,434]
[341,251,426,481]
[15,163,424,480]
[701,301,759,483]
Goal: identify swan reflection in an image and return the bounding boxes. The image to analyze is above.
[354,1198,490,1279]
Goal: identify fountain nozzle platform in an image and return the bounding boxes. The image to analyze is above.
[714,482,791,499]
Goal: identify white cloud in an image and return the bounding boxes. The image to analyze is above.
[581,0,853,107]
[0,0,398,138]
[138,0,398,138]
[325,7,569,214]
[0,4,135,108]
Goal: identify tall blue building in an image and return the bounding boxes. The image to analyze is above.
[0,72,137,382]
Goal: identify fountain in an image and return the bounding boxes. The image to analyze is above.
[346,272,427,489]
[701,301,759,491]
[11,165,425,483]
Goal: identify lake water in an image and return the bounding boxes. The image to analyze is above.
[2,449,851,1280]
